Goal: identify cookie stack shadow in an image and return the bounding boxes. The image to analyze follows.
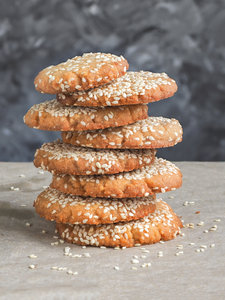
[24,52,183,248]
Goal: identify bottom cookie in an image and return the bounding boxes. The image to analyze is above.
[56,199,183,248]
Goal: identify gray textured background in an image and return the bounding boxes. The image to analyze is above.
[1,0,225,162]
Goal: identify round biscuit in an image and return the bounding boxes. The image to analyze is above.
[34,187,156,225]
[58,71,177,107]
[34,140,156,175]
[50,158,182,198]
[56,199,183,248]
[24,99,148,131]
[34,53,128,94]
[61,117,183,148]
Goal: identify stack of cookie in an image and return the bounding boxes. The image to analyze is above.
[24,52,183,248]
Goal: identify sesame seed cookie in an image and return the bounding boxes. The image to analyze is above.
[61,117,183,149]
[23,99,148,131]
[34,53,129,94]
[56,199,183,248]
[50,158,182,198]
[34,140,156,175]
[57,71,177,107]
[34,187,156,225]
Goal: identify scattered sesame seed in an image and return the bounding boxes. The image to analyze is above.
[142,250,150,253]
[196,249,201,253]
[82,246,86,249]
[189,242,195,246]
[28,254,37,259]
[42,230,46,234]
[197,221,204,226]
[38,170,45,174]
[214,219,221,222]
[141,263,151,268]
[203,230,208,233]
[131,267,138,270]
[114,266,120,271]
[176,245,183,249]
[29,264,36,269]
[131,259,139,264]
[83,253,91,258]
[25,222,31,227]
[210,244,215,248]
[157,251,163,257]
[19,174,26,178]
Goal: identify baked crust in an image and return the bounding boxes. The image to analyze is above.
[57,71,177,107]
[56,199,183,248]
[34,53,129,94]
[24,99,148,131]
[50,158,182,198]
[34,187,156,225]
[61,117,183,148]
[34,140,156,175]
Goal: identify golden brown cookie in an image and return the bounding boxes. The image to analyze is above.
[34,187,156,225]
[34,140,156,175]
[57,71,177,107]
[62,117,183,149]
[50,158,182,198]
[34,53,129,94]
[23,99,148,131]
[56,199,183,248]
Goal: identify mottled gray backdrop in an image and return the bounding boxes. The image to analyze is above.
[1,0,225,162]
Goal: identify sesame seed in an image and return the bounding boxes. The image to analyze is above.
[197,221,204,226]
[28,264,36,269]
[114,266,120,271]
[210,244,215,248]
[157,251,163,257]
[131,259,139,264]
[83,253,91,258]
[28,254,37,259]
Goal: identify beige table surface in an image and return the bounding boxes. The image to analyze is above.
[0,162,224,300]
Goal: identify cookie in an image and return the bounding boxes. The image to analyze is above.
[34,140,156,175]
[34,53,129,94]
[50,158,182,198]
[34,187,156,225]
[57,71,177,107]
[56,199,183,248]
[24,99,148,131]
[61,117,183,149]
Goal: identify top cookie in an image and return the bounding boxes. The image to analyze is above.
[34,53,129,94]
[57,71,177,107]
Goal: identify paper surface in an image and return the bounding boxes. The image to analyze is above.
[0,162,224,300]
